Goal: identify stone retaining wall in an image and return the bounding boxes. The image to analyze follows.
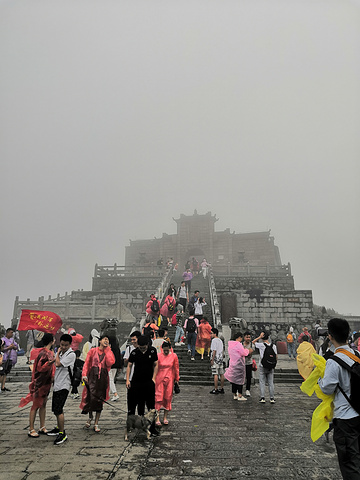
[92,275,161,293]
[214,274,295,291]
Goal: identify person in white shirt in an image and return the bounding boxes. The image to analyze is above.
[209,328,225,394]
[123,331,141,382]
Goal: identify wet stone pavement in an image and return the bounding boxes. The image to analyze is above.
[0,368,341,480]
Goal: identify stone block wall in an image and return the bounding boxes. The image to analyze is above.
[215,274,315,342]
[92,276,161,294]
[214,274,295,292]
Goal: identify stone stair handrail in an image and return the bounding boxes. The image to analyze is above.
[208,265,221,328]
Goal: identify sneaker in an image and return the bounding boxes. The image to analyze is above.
[174,342,181,346]
[111,395,119,402]
[233,395,238,400]
[180,342,185,346]
[270,398,275,404]
[46,427,60,436]
[1,387,10,392]
[237,396,247,401]
[187,350,191,355]
[209,389,219,395]
[218,388,225,394]
[54,432,67,445]
[259,398,266,403]
[245,390,251,397]
[191,357,195,361]
[73,393,79,399]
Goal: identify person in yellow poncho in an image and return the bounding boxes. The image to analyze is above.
[318,318,360,480]
[296,335,316,379]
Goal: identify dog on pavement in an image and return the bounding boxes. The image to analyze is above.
[124,409,157,441]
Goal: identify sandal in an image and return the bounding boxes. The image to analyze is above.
[94,424,100,433]
[85,418,93,429]
[155,420,161,426]
[163,419,169,425]
[38,427,48,435]
[28,429,39,438]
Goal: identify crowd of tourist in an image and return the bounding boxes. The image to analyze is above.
[1,269,359,479]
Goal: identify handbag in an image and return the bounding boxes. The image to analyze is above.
[174,382,180,394]
[252,359,257,371]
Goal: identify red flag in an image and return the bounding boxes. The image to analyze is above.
[18,309,62,333]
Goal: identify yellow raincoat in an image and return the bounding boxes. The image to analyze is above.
[300,354,334,442]
[296,341,316,379]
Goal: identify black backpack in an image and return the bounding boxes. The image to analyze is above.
[143,324,154,339]
[261,343,277,370]
[68,362,82,386]
[150,300,159,314]
[329,350,360,415]
[186,318,196,333]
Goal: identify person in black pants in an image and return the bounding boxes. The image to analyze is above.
[126,335,159,436]
[243,332,254,397]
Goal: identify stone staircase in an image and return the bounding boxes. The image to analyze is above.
[274,367,303,384]
[166,272,303,386]
[6,364,32,383]
[166,271,214,385]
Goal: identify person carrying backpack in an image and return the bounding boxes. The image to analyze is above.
[318,318,360,479]
[146,294,161,320]
[286,327,296,359]
[160,294,176,328]
[253,332,277,404]
[183,310,199,361]
[142,319,159,344]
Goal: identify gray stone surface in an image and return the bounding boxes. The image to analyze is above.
[0,365,340,480]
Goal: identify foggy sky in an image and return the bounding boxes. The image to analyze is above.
[1,0,360,328]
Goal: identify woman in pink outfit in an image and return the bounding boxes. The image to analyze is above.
[155,342,179,425]
[80,335,115,432]
[224,332,253,401]
[160,295,176,327]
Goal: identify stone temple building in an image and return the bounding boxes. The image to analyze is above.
[19,211,356,349]
[126,210,282,269]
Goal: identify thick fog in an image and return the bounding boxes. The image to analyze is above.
[1,0,359,327]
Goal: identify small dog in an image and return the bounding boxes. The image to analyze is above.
[124,409,157,441]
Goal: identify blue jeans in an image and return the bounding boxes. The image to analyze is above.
[259,366,275,399]
[174,326,184,343]
[187,332,197,357]
[287,342,296,358]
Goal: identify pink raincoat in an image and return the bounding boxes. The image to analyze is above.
[19,348,55,410]
[155,351,180,411]
[79,346,115,412]
[224,341,250,385]
[160,295,176,318]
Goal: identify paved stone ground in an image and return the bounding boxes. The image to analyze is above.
[0,357,341,480]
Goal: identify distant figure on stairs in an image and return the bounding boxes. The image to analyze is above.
[182,268,193,293]
[196,317,212,360]
[176,281,189,312]
[201,258,210,279]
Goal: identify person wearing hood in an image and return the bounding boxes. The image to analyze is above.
[224,332,253,400]
[296,335,316,379]
[67,328,83,352]
[286,327,296,359]
[81,329,100,362]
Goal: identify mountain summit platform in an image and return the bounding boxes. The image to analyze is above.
[0,364,340,480]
